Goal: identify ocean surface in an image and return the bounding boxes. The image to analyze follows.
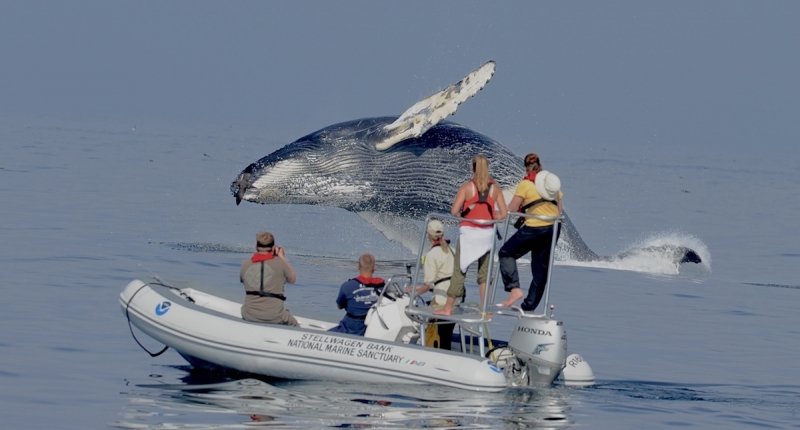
[1,116,799,429]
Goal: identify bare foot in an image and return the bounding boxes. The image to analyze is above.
[432,297,455,317]
[432,307,452,317]
[501,288,524,307]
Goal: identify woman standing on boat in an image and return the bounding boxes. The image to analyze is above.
[240,232,299,326]
[434,155,507,317]
[499,153,562,311]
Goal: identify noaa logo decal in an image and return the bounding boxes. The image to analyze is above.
[155,301,172,316]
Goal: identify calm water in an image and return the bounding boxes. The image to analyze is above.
[1,116,798,429]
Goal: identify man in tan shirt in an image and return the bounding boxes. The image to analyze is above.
[240,232,299,326]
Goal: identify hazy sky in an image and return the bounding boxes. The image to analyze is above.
[2,1,798,154]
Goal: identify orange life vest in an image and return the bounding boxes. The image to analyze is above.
[459,180,495,228]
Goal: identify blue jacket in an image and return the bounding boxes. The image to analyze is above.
[329,276,385,335]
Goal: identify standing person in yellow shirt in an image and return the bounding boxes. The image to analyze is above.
[499,153,563,312]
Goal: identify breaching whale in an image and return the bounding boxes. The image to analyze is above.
[231,61,702,267]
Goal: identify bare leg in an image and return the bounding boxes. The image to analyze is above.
[478,282,493,318]
[501,287,524,307]
[432,296,456,317]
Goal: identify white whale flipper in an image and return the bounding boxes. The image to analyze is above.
[375,61,496,151]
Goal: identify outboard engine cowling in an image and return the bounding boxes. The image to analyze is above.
[506,316,568,386]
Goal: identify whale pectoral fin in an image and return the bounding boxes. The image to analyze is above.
[375,61,496,151]
[357,211,424,254]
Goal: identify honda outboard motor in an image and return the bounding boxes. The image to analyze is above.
[505,315,568,386]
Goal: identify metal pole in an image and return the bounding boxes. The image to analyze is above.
[540,218,561,315]
[409,214,432,304]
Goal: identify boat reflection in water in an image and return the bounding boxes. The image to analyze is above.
[117,375,574,428]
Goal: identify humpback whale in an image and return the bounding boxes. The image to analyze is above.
[231,61,702,268]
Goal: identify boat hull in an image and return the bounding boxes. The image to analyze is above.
[120,280,507,392]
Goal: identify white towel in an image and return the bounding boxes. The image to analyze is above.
[457,226,495,273]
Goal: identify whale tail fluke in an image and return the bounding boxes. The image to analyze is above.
[681,248,702,264]
[376,61,496,151]
[556,213,705,273]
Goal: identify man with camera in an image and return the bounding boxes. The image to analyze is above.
[240,231,299,326]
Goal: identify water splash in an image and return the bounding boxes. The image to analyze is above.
[556,231,712,275]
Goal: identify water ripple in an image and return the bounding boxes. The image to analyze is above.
[116,377,576,429]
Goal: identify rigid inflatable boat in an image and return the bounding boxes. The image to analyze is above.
[120,213,595,391]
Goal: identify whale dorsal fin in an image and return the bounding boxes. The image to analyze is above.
[375,61,496,151]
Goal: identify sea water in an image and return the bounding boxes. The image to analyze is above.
[1,116,798,429]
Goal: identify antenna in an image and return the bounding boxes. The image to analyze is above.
[138,263,169,286]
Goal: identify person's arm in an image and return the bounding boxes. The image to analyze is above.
[336,286,347,309]
[408,284,431,295]
[275,246,297,284]
[507,195,523,213]
[450,184,467,217]
[493,186,508,219]
[557,197,563,215]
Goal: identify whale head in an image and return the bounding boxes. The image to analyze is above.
[232,117,385,208]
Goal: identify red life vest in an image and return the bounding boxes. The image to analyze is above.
[353,275,386,289]
[459,180,495,228]
[430,239,450,248]
[251,253,275,263]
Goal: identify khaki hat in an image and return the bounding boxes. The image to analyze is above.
[426,220,444,237]
[535,170,561,201]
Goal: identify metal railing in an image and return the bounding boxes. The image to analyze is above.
[404,211,564,356]
[407,212,507,319]
[404,213,506,357]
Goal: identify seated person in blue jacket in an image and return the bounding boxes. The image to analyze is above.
[329,253,385,335]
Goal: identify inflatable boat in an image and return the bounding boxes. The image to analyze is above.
[120,213,595,391]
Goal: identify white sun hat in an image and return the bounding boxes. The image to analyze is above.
[535,170,561,201]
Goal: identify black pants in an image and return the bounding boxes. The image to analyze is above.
[431,320,456,350]
[498,224,560,311]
